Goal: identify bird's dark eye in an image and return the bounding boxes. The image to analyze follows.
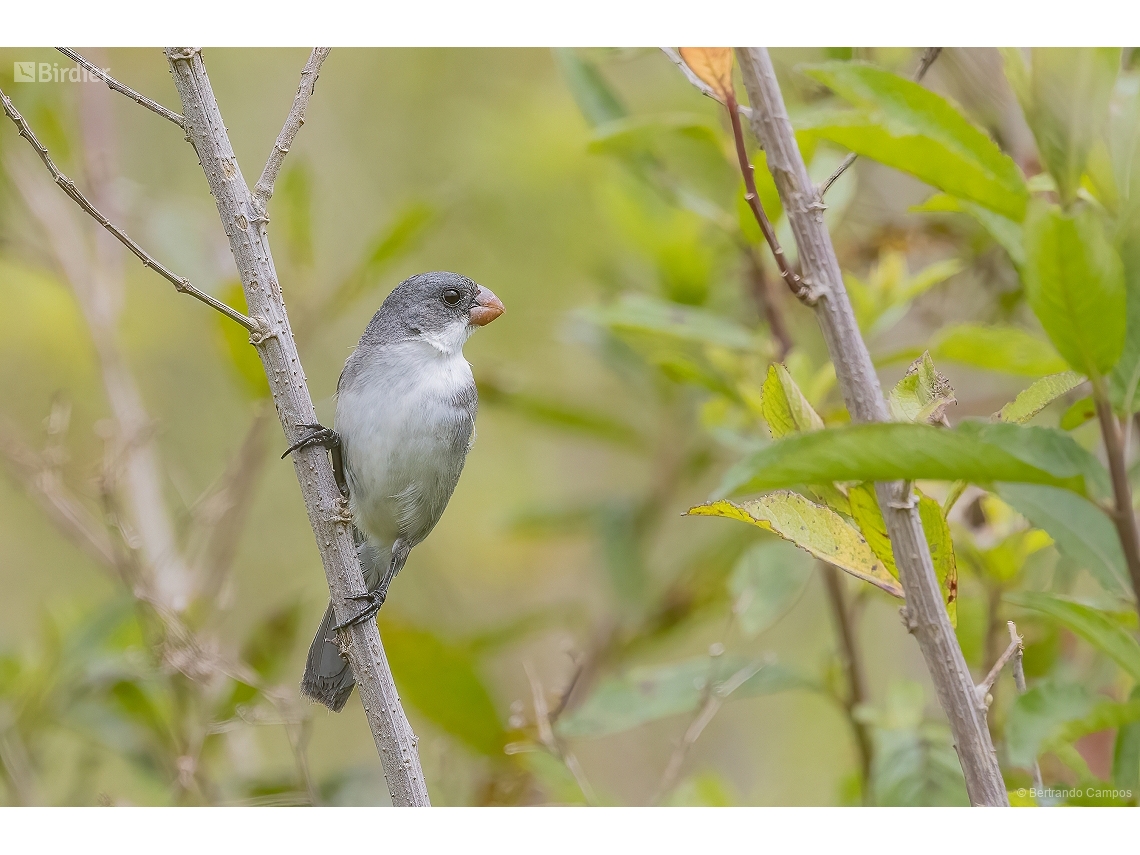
[441,288,462,306]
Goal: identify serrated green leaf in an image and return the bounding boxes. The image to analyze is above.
[761,363,824,438]
[797,62,1029,220]
[1023,201,1126,378]
[379,619,506,757]
[688,493,903,597]
[847,483,957,623]
[887,352,955,424]
[1007,592,1140,681]
[717,420,1109,500]
[996,483,1131,599]
[555,656,806,739]
[998,372,1086,424]
[729,540,814,637]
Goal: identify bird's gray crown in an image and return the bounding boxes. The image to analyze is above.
[358,271,481,347]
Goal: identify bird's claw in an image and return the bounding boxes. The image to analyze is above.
[333,589,386,632]
[281,423,349,499]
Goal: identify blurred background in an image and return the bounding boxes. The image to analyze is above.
[0,47,1132,806]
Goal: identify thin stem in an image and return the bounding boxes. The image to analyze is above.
[1008,621,1044,798]
[821,563,874,802]
[976,620,1022,705]
[817,48,943,200]
[1092,379,1140,609]
[724,89,806,300]
[0,87,258,333]
[746,247,793,359]
[56,48,185,128]
[252,48,331,214]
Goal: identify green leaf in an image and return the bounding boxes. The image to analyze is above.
[1006,680,1093,768]
[761,363,824,438]
[998,372,1086,424]
[847,484,958,623]
[688,493,903,597]
[1006,592,1140,681]
[729,540,814,637]
[1050,696,1140,750]
[1007,49,1121,204]
[1113,686,1140,790]
[215,281,270,400]
[1108,236,1140,411]
[1060,396,1097,430]
[798,62,1029,220]
[996,483,1132,599]
[379,619,506,756]
[555,656,806,739]
[717,420,1109,499]
[911,193,1026,268]
[1023,201,1126,378]
[887,352,955,424]
[477,377,643,448]
[882,323,1069,377]
[553,48,627,127]
[580,294,760,350]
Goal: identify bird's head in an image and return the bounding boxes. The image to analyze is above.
[378,271,504,354]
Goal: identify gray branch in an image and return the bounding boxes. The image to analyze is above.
[735,47,1008,807]
[56,47,186,128]
[0,88,257,333]
[252,48,331,215]
[163,46,429,806]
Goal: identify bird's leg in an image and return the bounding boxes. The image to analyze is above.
[281,422,349,498]
[332,540,410,631]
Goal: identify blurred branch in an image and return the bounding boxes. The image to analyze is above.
[976,620,1021,704]
[735,46,1008,806]
[0,420,119,572]
[252,48,331,215]
[55,48,186,128]
[0,88,258,333]
[817,48,943,200]
[523,663,597,805]
[1092,384,1140,611]
[164,46,429,806]
[746,248,792,360]
[821,564,873,802]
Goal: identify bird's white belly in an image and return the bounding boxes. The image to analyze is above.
[335,344,474,546]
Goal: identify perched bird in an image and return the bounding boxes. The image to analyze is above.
[284,271,504,712]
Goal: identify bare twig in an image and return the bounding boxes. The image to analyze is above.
[976,621,1022,705]
[1092,382,1140,609]
[252,48,331,215]
[1007,621,1044,796]
[164,46,428,806]
[734,47,1007,806]
[724,87,806,299]
[55,48,185,128]
[0,88,258,333]
[817,48,943,200]
[524,663,596,805]
[821,564,873,800]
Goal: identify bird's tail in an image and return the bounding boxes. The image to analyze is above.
[301,601,356,712]
[300,534,389,712]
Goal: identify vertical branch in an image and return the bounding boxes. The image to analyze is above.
[735,47,1007,806]
[163,47,429,806]
[1092,382,1140,606]
[820,564,873,800]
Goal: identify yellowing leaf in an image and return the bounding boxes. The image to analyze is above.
[848,483,958,624]
[761,363,825,438]
[997,371,1086,424]
[887,352,955,425]
[688,492,903,597]
[679,47,734,101]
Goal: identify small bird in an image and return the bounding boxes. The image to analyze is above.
[284,271,504,712]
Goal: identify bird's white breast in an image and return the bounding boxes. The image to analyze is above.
[335,330,475,546]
